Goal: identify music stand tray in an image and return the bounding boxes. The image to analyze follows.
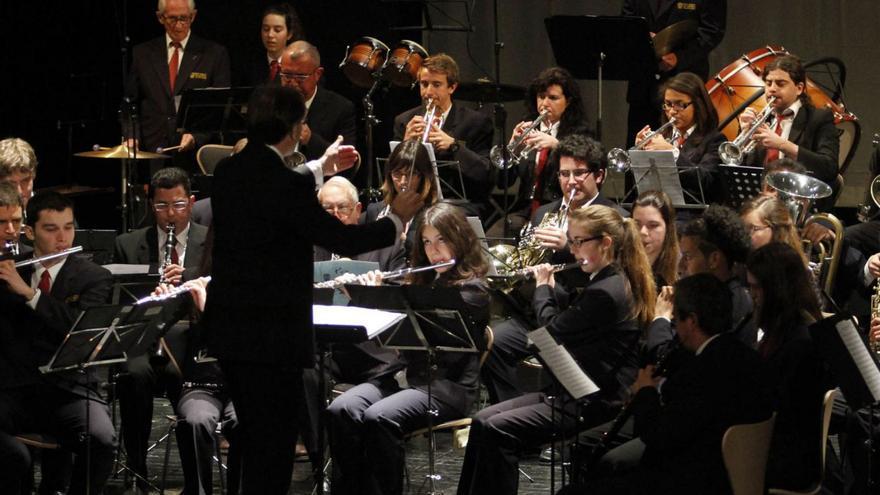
[177,87,252,146]
[719,164,764,209]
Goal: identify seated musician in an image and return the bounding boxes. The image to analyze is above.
[635,72,725,204]
[393,53,494,219]
[746,243,835,491]
[738,55,839,201]
[0,188,115,495]
[457,204,655,495]
[363,139,441,263]
[632,190,679,288]
[0,137,37,210]
[559,274,772,495]
[243,3,302,86]
[740,195,811,259]
[488,66,590,236]
[326,202,490,495]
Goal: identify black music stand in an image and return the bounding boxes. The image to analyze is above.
[719,164,764,209]
[545,16,655,141]
[176,87,252,147]
[346,284,480,494]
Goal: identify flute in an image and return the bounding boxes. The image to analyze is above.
[14,246,83,268]
[506,259,588,279]
[135,276,212,305]
[314,259,456,289]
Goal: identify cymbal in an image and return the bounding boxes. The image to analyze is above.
[652,20,698,58]
[74,144,170,160]
[455,79,525,103]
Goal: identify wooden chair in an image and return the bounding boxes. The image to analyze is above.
[722,413,776,495]
[767,389,839,495]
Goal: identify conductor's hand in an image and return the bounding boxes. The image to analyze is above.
[389,189,422,224]
[532,263,556,289]
[655,285,674,321]
[0,260,35,300]
[162,263,185,286]
[534,226,567,251]
[320,135,360,176]
[802,222,835,245]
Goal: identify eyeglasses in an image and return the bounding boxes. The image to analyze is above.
[745,224,771,234]
[557,169,593,180]
[566,235,603,248]
[322,203,355,216]
[153,200,189,212]
[391,170,423,180]
[280,70,316,82]
[160,14,193,25]
[662,100,693,111]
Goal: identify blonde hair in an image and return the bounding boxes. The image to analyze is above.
[568,205,656,327]
[740,195,809,265]
[0,138,37,178]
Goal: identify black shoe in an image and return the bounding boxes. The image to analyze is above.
[539,446,561,463]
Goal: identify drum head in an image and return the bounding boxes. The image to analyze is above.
[385,40,429,88]
[340,37,389,88]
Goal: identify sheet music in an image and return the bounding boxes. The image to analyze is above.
[835,319,880,401]
[102,264,151,275]
[313,304,405,340]
[629,150,685,205]
[527,327,600,400]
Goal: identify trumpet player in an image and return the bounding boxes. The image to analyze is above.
[738,55,839,196]
[393,53,494,219]
[634,72,725,204]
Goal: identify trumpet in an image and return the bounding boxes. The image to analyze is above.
[505,259,587,279]
[607,118,677,173]
[490,109,551,170]
[135,276,212,305]
[719,96,777,165]
[14,246,83,268]
[421,98,437,144]
[314,259,456,289]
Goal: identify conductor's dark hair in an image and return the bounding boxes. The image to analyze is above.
[526,67,588,136]
[261,3,304,42]
[247,85,306,146]
[673,273,732,337]
[26,190,73,227]
[553,134,605,173]
[149,166,191,199]
[680,204,751,268]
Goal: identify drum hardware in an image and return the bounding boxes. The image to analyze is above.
[339,37,389,89]
[606,118,677,173]
[489,109,550,170]
[718,96,777,165]
[313,259,456,289]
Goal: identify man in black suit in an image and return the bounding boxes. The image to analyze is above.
[203,85,420,494]
[0,137,37,210]
[562,274,772,495]
[124,0,231,171]
[393,53,494,218]
[280,40,358,162]
[740,55,840,194]
[620,0,727,144]
[0,189,115,495]
[113,166,207,491]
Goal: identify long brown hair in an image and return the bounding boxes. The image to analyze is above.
[659,72,718,146]
[740,195,809,265]
[407,202,488,286]
[381,139,440,207]
[568,205,656,327]
[633,190,678,287]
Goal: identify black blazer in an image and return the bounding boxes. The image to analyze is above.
[363,201,428,266]
[300,88,358,161]
[533,264,641,403]
[125,34,231,151]
[743,105,839,187]
[113,222,209,281]
[204,143,398,366]
[630,334,771,495]
[393,103,494,202]
[678,129,726,204]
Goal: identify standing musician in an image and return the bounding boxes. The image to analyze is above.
[0,189,116,495]
[327,202,490,495]
[635,72,726,203]
[203,84,420,494]
[363,139,441,264]
[243,3,303,86]
[489,67,590,236]
[738,55,840,194]
[280,40,359,163]
[393,53,494,219]
[620,0,727,145]
[457,204,655,495]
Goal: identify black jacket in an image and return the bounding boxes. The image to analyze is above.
[114,222,209,281]
[300,88,358,161]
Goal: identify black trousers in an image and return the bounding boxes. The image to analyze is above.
[219,360,303,495]
[0,384,116,495]
[176,387,240,495]
[480,317,531,404]
[456,391,617,495]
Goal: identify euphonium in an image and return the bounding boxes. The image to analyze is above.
[607,117,677,173]
[490,109,551,170]
[718,96,777,165]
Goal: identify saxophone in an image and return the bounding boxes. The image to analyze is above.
[871,282,880,355]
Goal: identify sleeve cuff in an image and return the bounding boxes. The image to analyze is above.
[305,159,324,190]
[26,289,41,309]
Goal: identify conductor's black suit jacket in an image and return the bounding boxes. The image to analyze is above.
[204,143,398,367]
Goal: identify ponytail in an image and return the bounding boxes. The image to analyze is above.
[618,217,656,327]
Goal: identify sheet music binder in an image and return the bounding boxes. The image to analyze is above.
[527,327,600,400]
[810,314,880,410]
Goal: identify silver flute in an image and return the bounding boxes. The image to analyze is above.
[314,259,456,289]
[14,246,83,268]
[135,276,212,305]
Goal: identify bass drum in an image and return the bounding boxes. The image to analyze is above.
[706,45,860,172]
[339,36,389,88]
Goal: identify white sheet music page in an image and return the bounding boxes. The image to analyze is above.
[527,327,600,400]
[313,304,405,340]
[835,319,880,401]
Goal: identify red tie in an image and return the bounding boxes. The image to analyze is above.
[764,117,785,164]
[38,270,51,294]
[676,134,687,149]
[169,236,180,266]
[530,147,551,217]
[169,41,181,91]
[268,60,280,82]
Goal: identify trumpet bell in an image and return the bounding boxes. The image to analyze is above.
[490,144,516,170]
[607,148,631,173]
[718,141,742,165]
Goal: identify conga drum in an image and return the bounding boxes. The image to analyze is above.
[339,37,389,88]
[385,40,428,88]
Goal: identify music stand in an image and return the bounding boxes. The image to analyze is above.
[719,164,764,209]
[176,87,252,146]
[389,141,468,201]
[346,284,481,494]
[545,15,655,140]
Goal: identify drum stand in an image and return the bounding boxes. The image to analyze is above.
[362,77,389,203]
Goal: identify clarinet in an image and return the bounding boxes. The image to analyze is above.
[159,223,176,284]
[586,337,682,469]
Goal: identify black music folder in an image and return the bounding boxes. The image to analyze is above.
[176,87,252,146]
[810,314,880,410]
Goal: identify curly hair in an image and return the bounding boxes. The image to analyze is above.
[680,204,751,268]
[526,67,588,137]
[407,202,488,286]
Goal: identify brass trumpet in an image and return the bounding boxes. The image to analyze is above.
[421,98,437,144]
[719,96,777,165]
[490,109,551,170]
[607,118,677,173]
